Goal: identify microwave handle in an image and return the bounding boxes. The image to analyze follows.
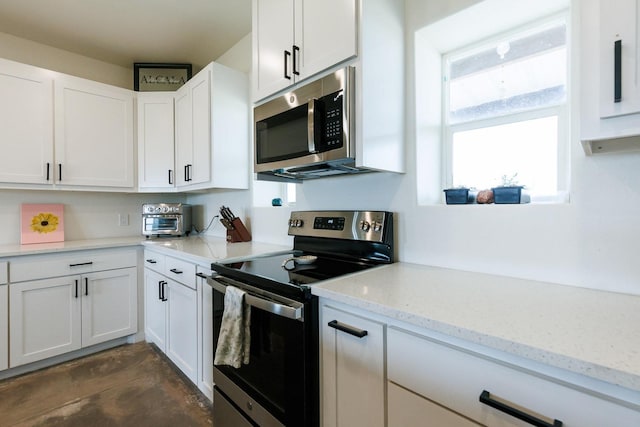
[307,99,317,153]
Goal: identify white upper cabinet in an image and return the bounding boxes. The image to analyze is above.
[252,0,357,101]
[137,92,176,190]
[581,0,640,154]
[54,75,135,189]
[175,62,249,191]
[0,58,54,186]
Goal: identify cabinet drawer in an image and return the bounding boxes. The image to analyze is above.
[10,248,137,283]
[164,256,196,289]
[388,327,640,427]
[143,250,165,273]
[388,381,480,427]
[0,261,7,284]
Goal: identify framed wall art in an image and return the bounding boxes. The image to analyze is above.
[134,62,192,91]
[21,204,65,245]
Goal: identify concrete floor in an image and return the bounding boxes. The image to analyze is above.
[0,342,212,427]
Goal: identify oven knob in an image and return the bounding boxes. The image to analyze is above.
[296,219,304,227]
[373,221,382,232]
[246,401,253,411]
[359,220,371,232]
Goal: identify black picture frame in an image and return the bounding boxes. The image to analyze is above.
[134,63,192,92]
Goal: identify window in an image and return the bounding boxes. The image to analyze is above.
[443,17,569,201]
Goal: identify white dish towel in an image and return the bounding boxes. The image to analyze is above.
[214,285,251,368]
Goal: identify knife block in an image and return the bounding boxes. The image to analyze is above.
[227,217,252,242]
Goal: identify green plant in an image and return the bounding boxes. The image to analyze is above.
[499,173,520,187]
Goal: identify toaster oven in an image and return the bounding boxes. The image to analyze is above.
[142,203,192,237]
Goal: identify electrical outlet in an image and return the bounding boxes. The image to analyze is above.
[118,213,129,226]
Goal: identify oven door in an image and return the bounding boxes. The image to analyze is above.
[142,214,182,236]
[208,275,318,427]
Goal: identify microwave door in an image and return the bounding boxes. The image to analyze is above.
[255,103,311,165]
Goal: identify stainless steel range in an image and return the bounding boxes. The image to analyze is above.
[207,210,394,427]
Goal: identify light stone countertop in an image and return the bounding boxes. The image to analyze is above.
[0,236,144,258]
[311,262,640,394]
[141,235,290,266]
[0,235,289,267]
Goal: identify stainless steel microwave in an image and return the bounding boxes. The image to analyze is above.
[254,66,368,182]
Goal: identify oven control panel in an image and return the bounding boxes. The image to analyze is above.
[287,210,392,243]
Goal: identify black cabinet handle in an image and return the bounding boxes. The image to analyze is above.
[327,320,368,338]
[158,280,163,301]
[161,281,168,302]
[85,277,89,296]
[75,279,78,298]
[614,39,622,103]
[195,272,208,279]
[169,268,183,274]
[146,259,157,264]
[168,169,173,185]
[58,163,62,181]
[46,163,50,181]
[292,45,300,76]
[284,50,292,80]
[69,262,93,267]
[479,390,562,427]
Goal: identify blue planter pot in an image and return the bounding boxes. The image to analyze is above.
[491,186,529,204]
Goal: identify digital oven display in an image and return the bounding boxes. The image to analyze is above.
[313,217,345,231]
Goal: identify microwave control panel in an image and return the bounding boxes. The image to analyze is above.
[319,90,344,150]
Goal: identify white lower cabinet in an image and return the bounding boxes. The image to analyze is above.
[196,267,213,400]
[321,304,385,427]
[144,251,199,385]
[388,381,480,427]
[9,267,137,367]
[387,327,640,427]
[0,261,9,371]
[319,299,640,427]
[165,277,198,382]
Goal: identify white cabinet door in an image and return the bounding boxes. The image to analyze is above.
[9,276,82,367]
[175,69,211,188]
[197,269,213,400]
[81,267,137,347]
[137,92,175,190]
[54,75,134,188]
[166,279,198,383]
[252,0,357,101]
[252,0,295,101]
[144,269,167,350]
[295,0,357,80]
[189,70,212,186]
[321,305,385,427]
[0,283,7,371]
[388,381,481,427]
[174,83,192,187]
[0,58,54,185]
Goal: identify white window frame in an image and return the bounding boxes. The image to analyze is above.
[441,13,571,203]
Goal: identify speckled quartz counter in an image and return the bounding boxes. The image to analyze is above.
[141,235,290,266]
[0,235,289,265]
[311,262,640,394]
[0,236,144,257]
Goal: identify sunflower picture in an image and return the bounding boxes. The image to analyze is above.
[31,212,60,234]
[21,204,65,244]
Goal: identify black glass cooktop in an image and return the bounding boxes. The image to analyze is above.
[212,251,377,299]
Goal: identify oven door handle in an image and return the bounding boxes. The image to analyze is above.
[208,275,304,321]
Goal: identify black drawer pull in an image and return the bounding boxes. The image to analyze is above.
[169,268,183,274]
[479,390,562,427]
[327,320,368,338]
[146,259,157,264]
[69,262,93,267]
[614,39,622,103]
[195,272,208,279]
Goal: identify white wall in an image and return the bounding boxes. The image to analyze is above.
[272,0,640,296]
[0,31,132,88]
